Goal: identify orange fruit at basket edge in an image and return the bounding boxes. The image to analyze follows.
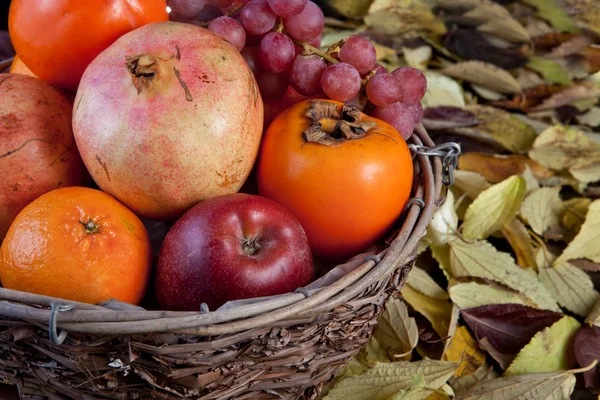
[9,55,37,78]
[0,187,152,305]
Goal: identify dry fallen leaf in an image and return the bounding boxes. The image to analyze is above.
[449,239,560,311]
[501,218,537,269]
[442,326,486,378]
[458,153,554,184]
[442,61,521,94]
[323,360,458,400]
[365,0,447,36]
[373,297,419,361]
[426,190,458,246]
[449,281,528,310]
[519,187,563,236]
[528,125,600,183]
[505,316,580,376]
[453,105,538,154]
[538,262,599,316]
[461,176,526,240]
[530,82,600,112]
[560,197,591,233]
[555,200,600,265]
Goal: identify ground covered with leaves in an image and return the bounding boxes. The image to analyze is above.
[316,0,600,399]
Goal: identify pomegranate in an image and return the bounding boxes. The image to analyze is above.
[73,22,263,220]
[0,74,86,242]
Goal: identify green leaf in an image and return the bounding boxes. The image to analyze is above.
[522,0,579,32]
[427,190,458,245]
[505,316,580,375]
[461,369,578,399]
[448,282,528,309]
[373,298,418,361]
[555,200,600,264]
[462,176,527,240]
[449,239,560,311]
[539,263,599,316]
[527,57,572,85]
[323,360,458,400]
[453,105,538,153]
[407,266,449,300]
[519,187,563,236]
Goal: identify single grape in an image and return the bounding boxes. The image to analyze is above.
[284,1,324,42]
[168,0,205,18]
[291,54,327,95]
[196,4,224,22]
[241,46,261,75]
[372,102,415,140]
[366,73,402,108]
[257,71,290,101]
[207,0,234,7]
[268,0,307,18]
[408,102,423,124]
[373,63,386,74]
[208,16,246,51]
[259,32,295,73]
[307,33,322,48]
[320,63,361,102]
[391,67,427,105]
[339,35,377,75]
[241,0,277,35]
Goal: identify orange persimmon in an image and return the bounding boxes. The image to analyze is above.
[8,0,168,93]
[257,99,414,262]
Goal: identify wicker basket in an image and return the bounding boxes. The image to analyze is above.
[0,123,456,399]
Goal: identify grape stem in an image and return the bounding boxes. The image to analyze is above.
[295,40,339,65]
[225,3,245,17]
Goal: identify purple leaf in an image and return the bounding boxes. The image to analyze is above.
[422,106,479,131]
[442,27,528,69]
[461,304,563,354]
[573,325,600,389]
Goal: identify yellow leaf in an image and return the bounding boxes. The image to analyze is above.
[442,326,486,378]
[539,262,599,316]
[555,200,600,265]
[402,46,432,70]
[449,239,560,311]
[519,187,563,236]
[442,61,521,94]
[505,316,580,375]
[402,285,453,338]
[431,244,453,279]
[501,218,537,268]
[462,176,527,240]
[585,296,600,327]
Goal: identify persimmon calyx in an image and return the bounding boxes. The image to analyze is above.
[302,100,377,146]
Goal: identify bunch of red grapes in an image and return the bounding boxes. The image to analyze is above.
[168,0,426,138]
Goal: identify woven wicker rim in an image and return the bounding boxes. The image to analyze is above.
[0,123,443,339]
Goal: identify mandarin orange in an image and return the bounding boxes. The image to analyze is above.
[0,187,151,305]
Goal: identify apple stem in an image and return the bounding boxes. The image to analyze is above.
[242,238,261,256]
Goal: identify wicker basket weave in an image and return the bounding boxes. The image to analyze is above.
[0,123,453,400]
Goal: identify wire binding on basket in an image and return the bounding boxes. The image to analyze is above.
[48,303,74,345]
[363,255,382,265]
[294,287,311,298]
[404,197,425,212]
[408,142,461,186]
[200,303,210,313]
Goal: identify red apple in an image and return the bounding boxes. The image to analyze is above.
[156,193,313,311]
